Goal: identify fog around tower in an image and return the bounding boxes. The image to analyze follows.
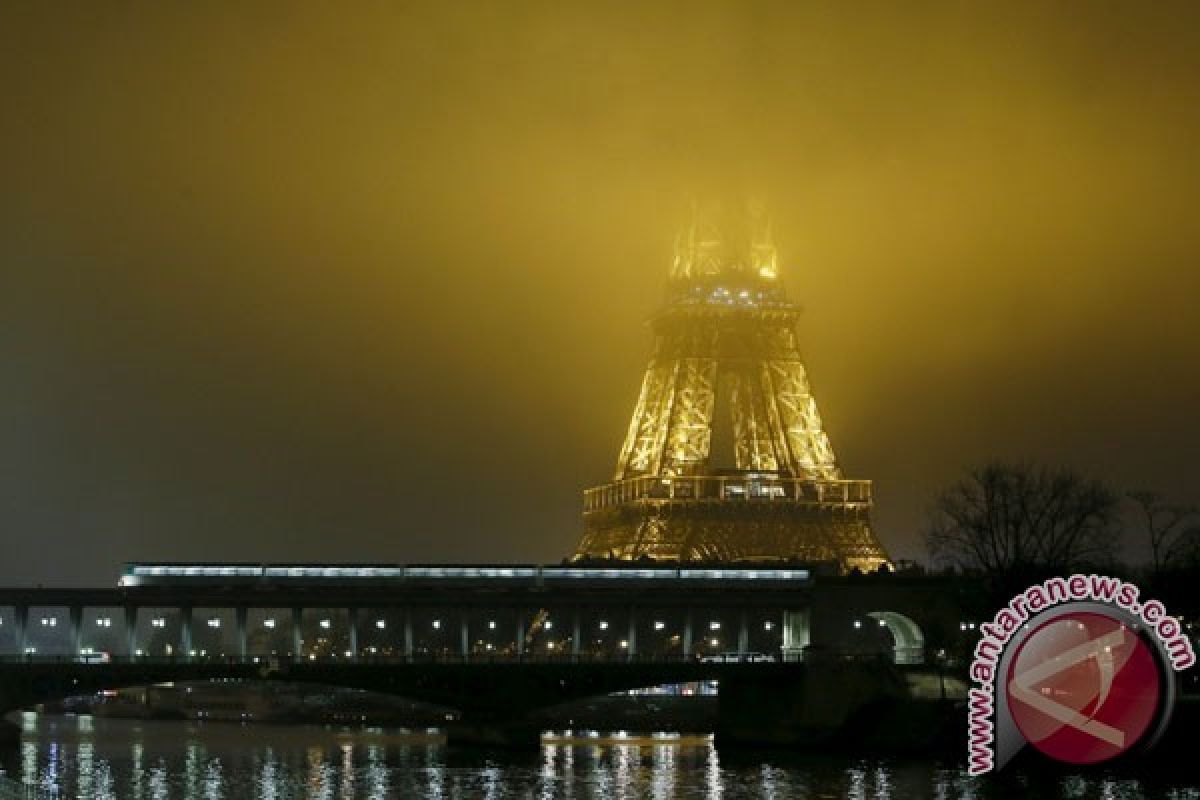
[2,3,1199,584]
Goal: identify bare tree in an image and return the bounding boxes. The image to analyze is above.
[926,462,1120,579]
[1127,490,1200,577]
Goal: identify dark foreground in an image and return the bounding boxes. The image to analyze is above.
[4,712,1200,799]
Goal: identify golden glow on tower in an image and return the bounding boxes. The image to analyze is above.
[575,201,890,572]
[670,198,779,284]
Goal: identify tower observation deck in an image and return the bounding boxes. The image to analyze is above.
[573,201,891,572]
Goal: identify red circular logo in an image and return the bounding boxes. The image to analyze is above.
[1006,612,1161,765]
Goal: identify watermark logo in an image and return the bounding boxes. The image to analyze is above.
[966,575,1194,775]
[1007,611,1160,764]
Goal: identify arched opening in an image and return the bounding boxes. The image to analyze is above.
[866,611,924,665]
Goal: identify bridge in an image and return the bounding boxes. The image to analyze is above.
[0,653,948,748]
[0,563,967,747]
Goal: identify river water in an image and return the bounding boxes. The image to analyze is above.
[2,713,1197,799]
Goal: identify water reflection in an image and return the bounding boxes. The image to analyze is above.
[363,744,389,799]
[203,757,223,800]
[307,745,334,800]
[132,741,144,799]
[148,762,169,800]
[650,743,674,799]
[339,743,355,800]
[258,752,279,800]
[1,713,1199,799]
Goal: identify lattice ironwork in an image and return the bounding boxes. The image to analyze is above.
[574,201,890,572]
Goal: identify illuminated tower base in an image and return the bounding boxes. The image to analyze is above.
[572,200,890,573]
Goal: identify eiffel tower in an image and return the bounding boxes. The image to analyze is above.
[573,200,891,572]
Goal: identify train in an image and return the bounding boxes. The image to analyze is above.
[118,562,815,588]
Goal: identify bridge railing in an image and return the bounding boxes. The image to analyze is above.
[0,653,774,666]
[0,651,907,667]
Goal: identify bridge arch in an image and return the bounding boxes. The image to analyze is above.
[865,611,924,665]
[0,659,781,723]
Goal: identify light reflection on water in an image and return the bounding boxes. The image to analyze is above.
[0,713,1196,799]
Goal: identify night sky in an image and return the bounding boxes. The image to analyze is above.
[3,4,1198,586]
